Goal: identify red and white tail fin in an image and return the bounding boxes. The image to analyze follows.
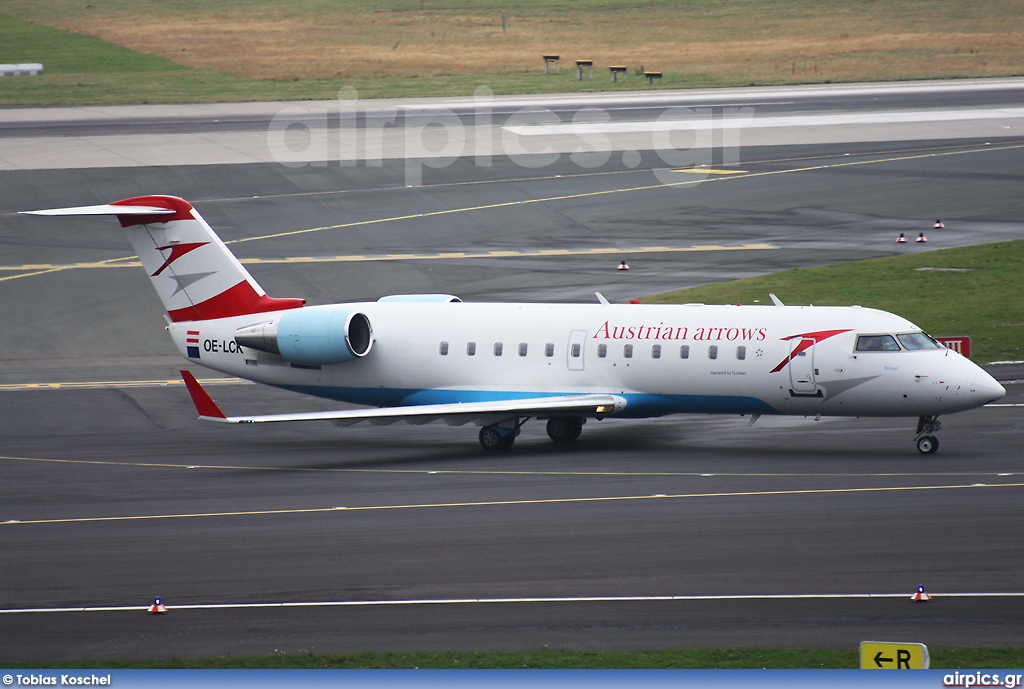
[23,195,304,322]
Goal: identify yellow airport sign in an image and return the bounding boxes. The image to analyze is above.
[860,641,930,669]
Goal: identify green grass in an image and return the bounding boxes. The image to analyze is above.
[6,647,1024,669]
[642,241,1024,364]
[0,13,186,73]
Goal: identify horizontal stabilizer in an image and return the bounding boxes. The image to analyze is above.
[21,205,175,217]
[179,372,623,427]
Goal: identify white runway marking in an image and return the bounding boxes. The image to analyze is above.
[4,592,1024,615]
[504,107,1024,136]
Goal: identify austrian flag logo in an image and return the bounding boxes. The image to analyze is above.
[186,330,201,359]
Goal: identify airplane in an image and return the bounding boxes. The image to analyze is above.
[23,195,1006,454]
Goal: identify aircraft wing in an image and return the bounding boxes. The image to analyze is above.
[181,371,623,427]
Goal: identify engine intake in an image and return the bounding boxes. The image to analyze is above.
[234,307,373,366]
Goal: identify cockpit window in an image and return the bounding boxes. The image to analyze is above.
[897,332,943,350]
[856,334,901,352]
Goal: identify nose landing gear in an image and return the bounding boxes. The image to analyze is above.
[915,415,942,454]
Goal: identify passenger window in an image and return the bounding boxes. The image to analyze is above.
[494,342,503,356]
[680,345,690,359]
[597,344,607,358]
[736,345,746,360]
[545,343,555,357]
[518,342,528,357]
[571,343,581,358]
[897,332,943,350]
[439,342,449,356]
[708,345,718,360]
[856,335,900,352]
[467,342,476,356]
[652,344,661,359]
[624,344,633,358]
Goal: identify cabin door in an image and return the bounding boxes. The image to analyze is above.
[788,338,817,393]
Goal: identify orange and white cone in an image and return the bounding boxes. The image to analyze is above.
[897,233,907,243]
[917,232,927,243]
[148,597,167,614]
[911,586,931,603]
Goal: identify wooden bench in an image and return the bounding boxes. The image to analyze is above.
[609,65,627,82]
[575,59,593,80]
[542,54,560,74]
[644,71,662,85]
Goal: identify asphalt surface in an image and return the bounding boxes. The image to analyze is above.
[1,82,1024,662]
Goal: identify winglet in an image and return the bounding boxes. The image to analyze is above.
[180,370,227,419]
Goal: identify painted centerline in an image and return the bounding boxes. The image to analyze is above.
[0,453,1017,479]
[4,591,1024,615]
[4,481,1023,526]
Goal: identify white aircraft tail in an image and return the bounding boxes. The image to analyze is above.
[24,195,304,322]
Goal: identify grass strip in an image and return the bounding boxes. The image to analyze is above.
[4,0,1024,105]
[642,240,1024,364]
[5,647,1024,669]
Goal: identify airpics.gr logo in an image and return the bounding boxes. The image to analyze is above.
[186,330,201,358]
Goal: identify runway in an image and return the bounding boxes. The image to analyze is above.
[1,80,1024,661]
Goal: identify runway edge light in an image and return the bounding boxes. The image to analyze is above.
[860,641,930,669]
[897,233,907,243]
[911,585,931,602]
[148,597,167,614]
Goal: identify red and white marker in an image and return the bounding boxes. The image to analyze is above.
[934,219,944,229]
[617,261,630,271]
[917,232,927,243]
[897,233,907,243]
[148,597,167,614]
[911,586,931,603]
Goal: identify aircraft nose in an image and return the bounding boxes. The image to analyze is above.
[970,371,1006,405]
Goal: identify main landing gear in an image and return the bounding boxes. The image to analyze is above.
[479,416,587,450]
[479,424,519,451]
[546,416,584,442]
[915,415,942,454]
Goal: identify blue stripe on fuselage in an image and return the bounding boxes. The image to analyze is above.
[271,384,779,417]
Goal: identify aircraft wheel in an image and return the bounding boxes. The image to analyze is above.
[547,416,583,442]
[480,426,511,451]
[916,435,939,454]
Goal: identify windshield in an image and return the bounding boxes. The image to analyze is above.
[897,332,944,350]
[855,334,900,352]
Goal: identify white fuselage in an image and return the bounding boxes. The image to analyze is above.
[168,301,1002,419]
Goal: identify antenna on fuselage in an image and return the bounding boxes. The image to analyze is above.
[769,293,785,307]
[595,292,610,305]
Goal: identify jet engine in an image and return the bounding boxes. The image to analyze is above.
[234,307,373,366]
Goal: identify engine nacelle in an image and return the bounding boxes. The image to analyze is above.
[234,307,373,366]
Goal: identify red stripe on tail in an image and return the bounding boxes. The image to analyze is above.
[167,280,305,322]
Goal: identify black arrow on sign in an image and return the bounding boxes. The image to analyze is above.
[874,651,894,667]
